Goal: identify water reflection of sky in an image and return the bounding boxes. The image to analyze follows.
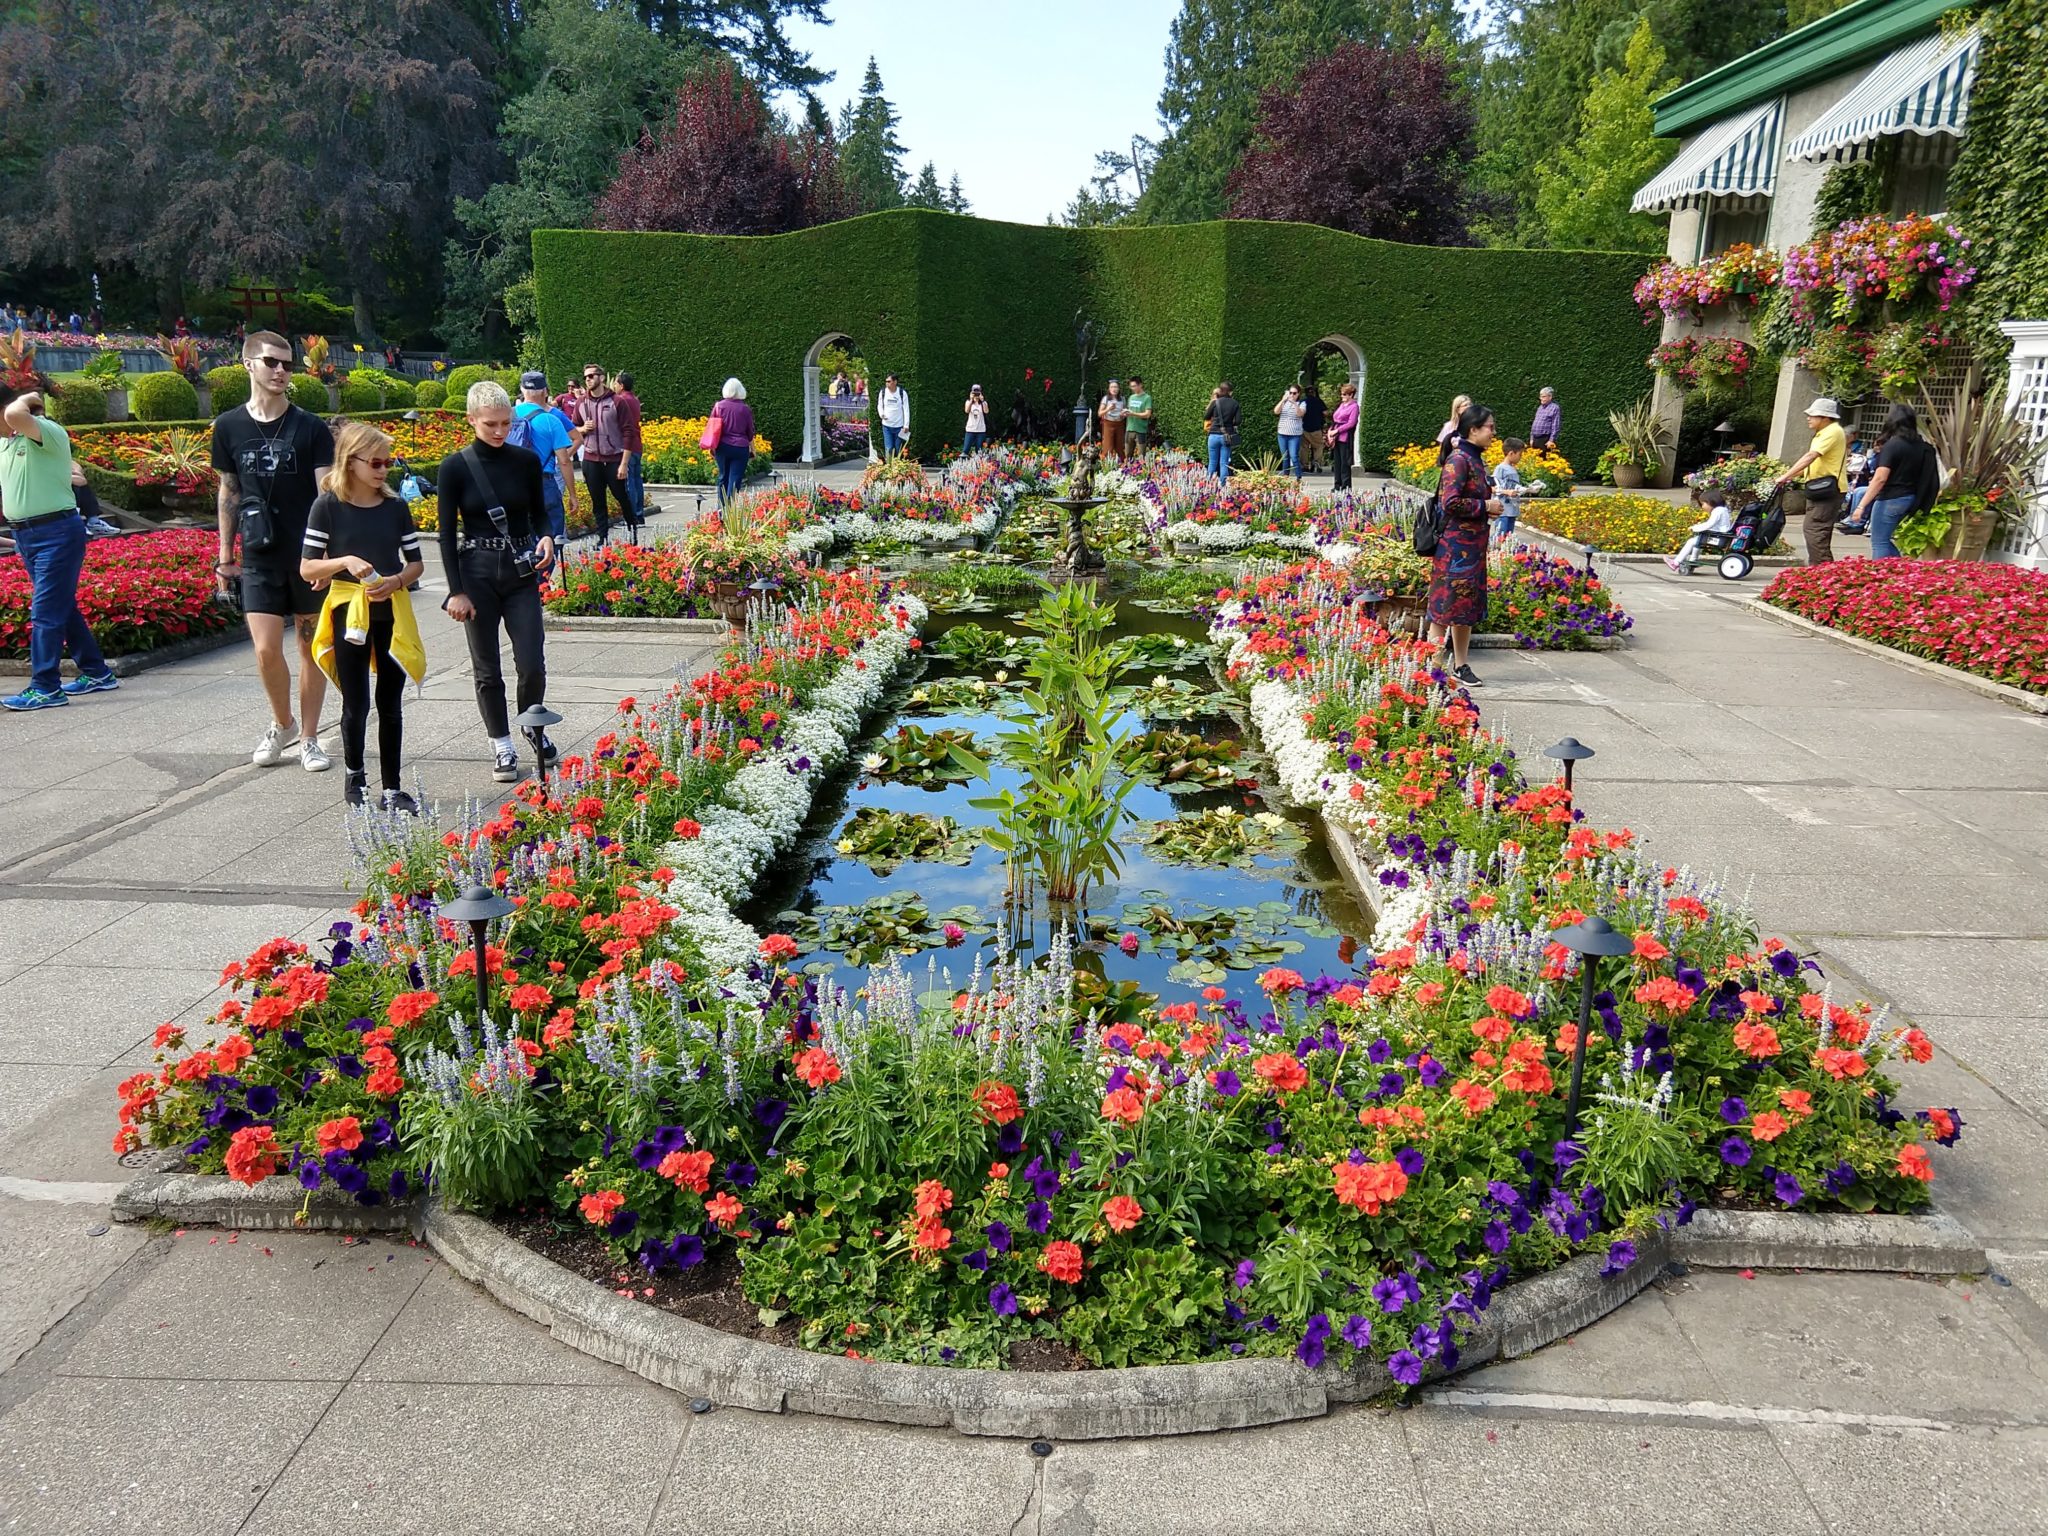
[743,588,1375,1018]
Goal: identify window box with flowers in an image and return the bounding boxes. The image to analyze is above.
[1632,244,1781,325]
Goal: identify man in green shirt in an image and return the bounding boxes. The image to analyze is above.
[0,384,116,709]
[1125,377,1154,454]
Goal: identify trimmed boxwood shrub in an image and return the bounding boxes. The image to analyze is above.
[337,369,417,413]
[206,365,251,414]
[129,371,201,422]
[414,378,447,409]
[532,210,1653,472]
[442,364,521,407]
[288,375,331,412]
[49,379,110,427]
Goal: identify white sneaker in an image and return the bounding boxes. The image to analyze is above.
[300,736,333,773]
[252,721,296,767]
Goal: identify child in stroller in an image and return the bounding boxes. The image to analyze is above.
[1666,487,1786,580]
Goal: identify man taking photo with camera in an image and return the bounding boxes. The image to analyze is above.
[438,380,555,783]
[212,329,335,770]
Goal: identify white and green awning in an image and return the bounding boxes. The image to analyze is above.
[1631,98,1783,213]
[1784,28,1980,162]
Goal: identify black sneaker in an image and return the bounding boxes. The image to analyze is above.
[381,788,419,816]
[344,770,368,807]
[1454,664,1485,689]
[539,733,559,765]
[492,750,521,783]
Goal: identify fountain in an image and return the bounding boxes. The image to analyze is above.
[1048,442,1108,580]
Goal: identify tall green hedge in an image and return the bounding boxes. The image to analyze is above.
[532,210,1652,473]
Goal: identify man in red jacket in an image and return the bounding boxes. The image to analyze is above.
[570,364,640,544]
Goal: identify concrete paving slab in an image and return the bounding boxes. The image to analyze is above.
[53,834,249,887]
[1820,938,2048,1022]
[0,1376,338,1536]
[359,1266,637,1387]
[0,1064,95,1147]
[1885,1055,2048,1248]
[0,1064,147,1183]
[1038,1405,1421,1536]
[655,1407,1037,1536]
[1768,1421,2048,1530]
[1401,1406,1825,1536]
[1905,1014,2048,1124]
[60,1230,431,1382]
[0,1194,147,1376]
[1669,1270,2048,1425]
[1724,704,2048,792]
[0,963,223,1067]
[0,899,139,973]
[1458,1281,1723,1403]
[242,1380,683,1536]
[74,902,334,972]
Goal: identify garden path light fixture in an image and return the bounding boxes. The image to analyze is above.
[1542,736,1595,811]
[1551,914,1636,1134]
[442,883,515,1025]
[516,703,563,786]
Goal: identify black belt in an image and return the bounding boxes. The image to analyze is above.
[8,508,79,528]
[459,537,517,552]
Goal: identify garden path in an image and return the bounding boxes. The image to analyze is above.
[2,542,2046,1533]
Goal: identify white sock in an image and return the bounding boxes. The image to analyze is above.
[492,734,516,756]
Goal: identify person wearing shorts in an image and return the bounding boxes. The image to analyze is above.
[212,329,335,770]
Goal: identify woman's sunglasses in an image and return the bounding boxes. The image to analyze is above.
[364,457,392,471]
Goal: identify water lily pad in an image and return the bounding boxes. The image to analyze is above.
[1137,806,1307,869]
[834,807,985,875]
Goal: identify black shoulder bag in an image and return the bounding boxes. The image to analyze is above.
[462,445,542,578]
[236,410,289,555]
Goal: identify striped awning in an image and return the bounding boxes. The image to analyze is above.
[1784,29,1979,162]
[1631,98,1783,213]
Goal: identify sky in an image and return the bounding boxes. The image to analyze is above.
[778,1,1184,226]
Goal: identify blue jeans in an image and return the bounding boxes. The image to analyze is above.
[1493,514,1518,545]
[1278,434,1302,477]
[881,424,904,458]
[1866,492,1917,559]
[624,452,645,521]
[713,443,750,504]
[962,431,985,454]
[13,513,108,694]
[542,476,567,545]
[1207,434,1231,484]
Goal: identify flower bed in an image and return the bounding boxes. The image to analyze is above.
[1633,244,1780,322]
[543,538,734,619]
[1522,494,1702,555]
[642,416,774,485]
[1488,547,1633,648]
[1389,442,1572,497]
[0,529,237,657]
[1762,560,2048,694]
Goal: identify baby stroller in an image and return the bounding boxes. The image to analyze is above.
[1685,486,1787,581]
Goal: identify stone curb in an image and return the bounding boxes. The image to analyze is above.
[1517,523,1799,569]
[1468,632,1628,652]
[107,1169,1982,1438]
[0,626,242,678]
[1741,597,2048,716]
[541,614,733,636]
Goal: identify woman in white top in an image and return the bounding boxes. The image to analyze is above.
[1098,380,1127,462]
[877,373,910,459]
[1273,384,1307,480]
[962,385,990,454]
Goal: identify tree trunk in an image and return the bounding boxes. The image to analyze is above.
[352,290,381,349]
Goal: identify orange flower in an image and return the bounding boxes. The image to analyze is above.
[1253,1052,1308,1093]
[973,1080,1022,1125]
[1751,1110,1790,1143]
[1500,1038,1553,1095]
[1777,1089,1813,1120]
[1632,932,1669,962]
[705,1191,744,1226]
[1895,1143,1934,1182]
[1633,978,1697,1016]
[794,1045,842,1088]
[1732,1020,1782,1059]
[1101,1195,1143,1233]
[223,1125,281,1186]
[1038,1240,1084,1283]
[315,1116,364,1154]
[1817,1047,1868,1081]
[1471,1014,1514,1044]
[1100,1087,1145,1124]
[578,1189,625,1225]
[388,990,440,1029]
[911,1217,953,1252]
[1450,1079,1496,1117]
[758,933,800,963]
[1484,984,1532,1018]
[1257,967,1305,995]
[1333,1158,1408,1215]
[913,1179,954,1221]
[659,1149,715,1193]
[1899,1028,1933,1063]
[212,1033,253,1073]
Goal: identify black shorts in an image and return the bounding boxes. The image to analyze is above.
[241,556,320,618]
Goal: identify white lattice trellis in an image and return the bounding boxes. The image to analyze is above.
[1995,321,2048,571]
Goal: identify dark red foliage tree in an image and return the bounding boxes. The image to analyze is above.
[1226,43,1478,246]
[594,59,850,235]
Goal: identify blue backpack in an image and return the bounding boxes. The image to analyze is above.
[507,405,541,455]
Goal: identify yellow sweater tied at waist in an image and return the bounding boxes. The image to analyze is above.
[312,580,428,689]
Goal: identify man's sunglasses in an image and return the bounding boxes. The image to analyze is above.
[252,356,292,371]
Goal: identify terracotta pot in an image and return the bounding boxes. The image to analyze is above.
[711,579,751,625]
[1612,463,1646,490]
[1937,509,1998,563]
[1371,594,1428,638]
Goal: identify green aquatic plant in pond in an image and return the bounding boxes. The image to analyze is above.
[775,893,990,969]
[931,622,1034,670]
[1124,675,1229,721]
[1137,806,1307,868]
[1120,632,1214,671]
[1105,894,1335,986]
[868,724,987,786]
[898,674,1026,717]
[834,807,984,875]
[1117,730,1245,790]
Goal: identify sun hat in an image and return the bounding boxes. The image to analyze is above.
[1804,397,1841,419]
[519,370,547,390]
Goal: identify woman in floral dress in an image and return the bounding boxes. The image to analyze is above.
[1428,402,1504,689]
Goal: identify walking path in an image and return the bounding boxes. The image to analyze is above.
[1,543,2045,1534]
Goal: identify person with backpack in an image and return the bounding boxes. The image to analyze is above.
[570,364,637,543]
[438,381,556,784]
[515,372,579,544]
[1856,403,1939,560]
[1426,402,1504,691]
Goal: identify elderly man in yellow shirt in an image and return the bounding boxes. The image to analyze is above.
[1776,396,1849,565]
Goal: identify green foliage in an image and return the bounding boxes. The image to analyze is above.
[1948,0,2048,354]
[532,210,1650,474]
[338,368,417,412]
[80,350,126,382]
[288,375,332,412]
[1811,154,1888,233]
[48,379,109,426]
[837,56,907,212]
[205,364,252,414]
[1534,19,1679,253]
[1055,1244,1227,1368]
[415,379,448,408]
[128,371,200,422]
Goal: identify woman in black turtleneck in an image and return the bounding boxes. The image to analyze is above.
[437,380,557,784]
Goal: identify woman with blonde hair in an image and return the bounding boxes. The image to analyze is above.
[302,419,427,811]
[1436,393,1473,455]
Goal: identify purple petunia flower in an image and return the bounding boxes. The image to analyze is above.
[1483,1219,1511,1255]
[985,1221,1012,1254]
[1025,1200,1052,1235]
[1719,1096,1748,1124]
[1341,1314,1373,1350]
[963,1248,990,1272]
[1774,1170,1805,1206]
[1367,1037,1392,1064]
[1394,1147,1425,1177]
[1211,1068,1242,1098]
[996,1122,1026,1156]
[1419,1057,1446,1087]
[1388,1349,1425,1386]
[1297,1312,1332,1368]
[1233,1259,1257,1289]
[1552,1139,1583,1171]
[1600,1240,1637,1277]
[989,1282,1018,1317]
[1720,1135,1752,1167]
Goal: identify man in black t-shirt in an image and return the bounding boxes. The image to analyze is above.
[212,329,336,772]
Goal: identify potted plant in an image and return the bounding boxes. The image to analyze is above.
[133,429,220,520]
[680,498,803,622]
[1605,395,1672,489]
[1917,366,2046,562]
